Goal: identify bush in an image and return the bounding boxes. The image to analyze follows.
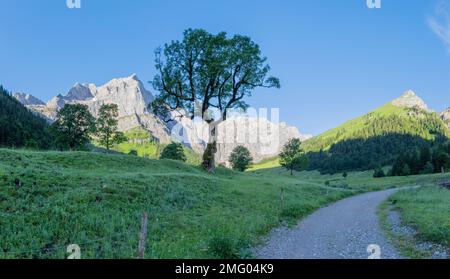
[208,235,239,259]
[421,161,435,174]
[229,146,253,172]
[160,142,187,162]
[373,168,385,178]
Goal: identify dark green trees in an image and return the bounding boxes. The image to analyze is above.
[96,104,126,150]
[51,104,96,150]
[229,146,253,172]
[279,138,308,175]
[373,168,386,178]
[151,29,280,172]
[0,86,53,149]
[160,142,187,162]
[390,142,450,176]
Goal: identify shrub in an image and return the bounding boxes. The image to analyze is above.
[373,168,386,178]
[421,161,435,174]
[160,142,187,162]
[229,146,253,172]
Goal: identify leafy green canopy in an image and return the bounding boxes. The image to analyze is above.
[151,28,280,122]
[229,145,253,172]
[0,86,53,149]
[279,138,308,175]
[51,104,96,150]
[96,104,126,150]
[160,142,187,162]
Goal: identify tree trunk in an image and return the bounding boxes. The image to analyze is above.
[202,122,218,173]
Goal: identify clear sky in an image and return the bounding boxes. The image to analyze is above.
[1,0,450,135]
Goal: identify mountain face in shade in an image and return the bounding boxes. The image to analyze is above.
[12,92,45,106]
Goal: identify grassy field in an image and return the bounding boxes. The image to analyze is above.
[1,148,448,259]
[379,186,450,258]
[250,161,450,193]
[0,148,355,259]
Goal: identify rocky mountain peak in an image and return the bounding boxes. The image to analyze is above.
[12,92,45,106]
[391,90,429,111]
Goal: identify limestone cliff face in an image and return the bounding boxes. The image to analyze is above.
[214,117,310,164]
[46,74,154,118]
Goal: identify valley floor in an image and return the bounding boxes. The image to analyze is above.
[0,148,448,259]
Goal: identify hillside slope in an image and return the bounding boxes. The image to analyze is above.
[301,91,449,173]
[0,86,53,149]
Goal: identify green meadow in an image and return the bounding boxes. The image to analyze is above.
[1,148,448,259]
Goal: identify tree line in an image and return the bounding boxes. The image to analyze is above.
[387,142,450,177]
[51,103,126,151]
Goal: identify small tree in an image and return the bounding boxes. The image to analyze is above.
[401,164,411,176]
[373,168,385,178]
[342,172,348,179]
[51,104,96,150]
[229,146,253,172]
[96,104,126,150]
[422,161,434,174]
[160,142,187,162]
[279,138,308,175]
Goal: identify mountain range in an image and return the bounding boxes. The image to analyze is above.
[12,74,309,164]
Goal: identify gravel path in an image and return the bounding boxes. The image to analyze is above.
[254,188,402,259]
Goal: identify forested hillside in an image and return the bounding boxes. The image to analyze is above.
[0,86,53,149]
[303,104,450,173]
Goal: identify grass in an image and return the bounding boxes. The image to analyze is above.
[95,127,202,165]
[0,148,354,259]
[250,164,450,193]
[248,157,280,171]
[379,185,450,258]
[391,186,450,246]
[1,148,447,259]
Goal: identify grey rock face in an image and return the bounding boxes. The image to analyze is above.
[46,74,154,118]
[12,93,45,106]
[391,90,429,111]
[215,117,310,164]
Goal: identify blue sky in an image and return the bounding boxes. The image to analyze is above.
[1,0,449,135]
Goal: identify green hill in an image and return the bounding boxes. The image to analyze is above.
[0,86,53,149]
[302,103,450,173]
